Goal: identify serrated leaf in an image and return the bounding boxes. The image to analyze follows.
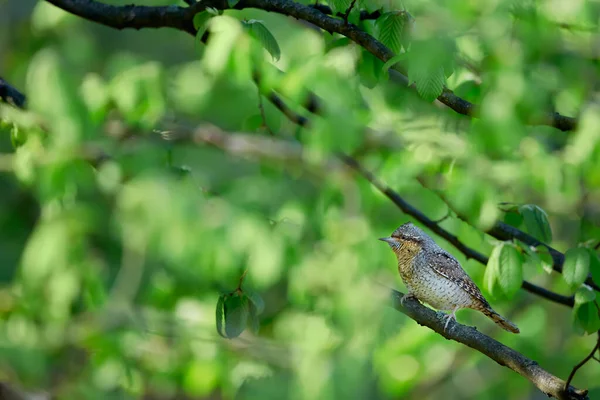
[519,204,552,243]
[216,294,227,338]
[376,12,406,55]
[563,248,590,289]
[484,244,503,298]
[193,11,212,39]
[573,301,600,335]
[587,248,600,285]
[497,245,523,298]
[244,20,281,61]
[247,290,265,314]
[574,286,596,305]
[224,293,249,338]
[409,66,445,102]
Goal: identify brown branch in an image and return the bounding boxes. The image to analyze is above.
[44,0,578,131]
[391,290,588,400]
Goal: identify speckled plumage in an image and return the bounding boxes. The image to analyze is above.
[381,223,519,333]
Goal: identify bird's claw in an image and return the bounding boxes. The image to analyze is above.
[400,293,417,307]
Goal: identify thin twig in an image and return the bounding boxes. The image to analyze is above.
[565,333,600,390]
[343,0,358,23]
[257,88,274,135]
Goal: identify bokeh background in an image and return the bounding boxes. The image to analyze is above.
[1,0,600,399]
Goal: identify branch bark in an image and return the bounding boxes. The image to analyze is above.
[44,0,578,131]
[390,289,588,400]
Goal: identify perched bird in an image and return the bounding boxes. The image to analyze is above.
[380,222,519,333]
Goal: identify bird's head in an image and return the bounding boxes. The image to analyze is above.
[379,222,427,255]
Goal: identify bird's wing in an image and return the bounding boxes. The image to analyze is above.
[429,251,489,306]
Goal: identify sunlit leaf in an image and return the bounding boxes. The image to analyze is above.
[216,294,226,338]
[497,245,523,298]
[574,286,596,305]
[562,248,590,290]
[483,244,502,298]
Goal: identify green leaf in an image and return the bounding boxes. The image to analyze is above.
[357,49,385,88]
[224,293,249,338]
[563,248,590,289]
[574,286,596,305]
[247,290,265,314]
[573,301,600,335]
[329,0,352,14]
[454,80,482,104]
[10,124,27,149]
[497,245,523,298]
[376,12,406,55]
[228,0,241,8]
[247,300,260,334]
[243,20,281,61]
[409,66,445,102]
[483,244,502,298]
[193,11,212,39]
[518,204,552,243]
[536,246,554,274]
[382,53,408,74]
[406,37,457,102]
[216,294,226,338]
[243,114,264,131]
[587,248,600,285]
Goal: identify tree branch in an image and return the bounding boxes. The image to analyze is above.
[390,289,588,400]
[0,77,27,109]
[416,177,599,291]
[44,0,578,131]
[565,332,600,391]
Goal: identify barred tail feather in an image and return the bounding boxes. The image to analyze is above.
[481,307,520,333]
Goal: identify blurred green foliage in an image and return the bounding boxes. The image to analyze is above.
[1,0,600,399]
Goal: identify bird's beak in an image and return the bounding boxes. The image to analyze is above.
[379,237,394,244]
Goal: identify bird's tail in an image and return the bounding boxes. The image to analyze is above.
[480,307,520,333]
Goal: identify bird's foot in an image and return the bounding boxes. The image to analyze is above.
[440,306,460,332]
[400,293,418,307]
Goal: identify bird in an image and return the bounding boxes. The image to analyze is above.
[379,222,519,333]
